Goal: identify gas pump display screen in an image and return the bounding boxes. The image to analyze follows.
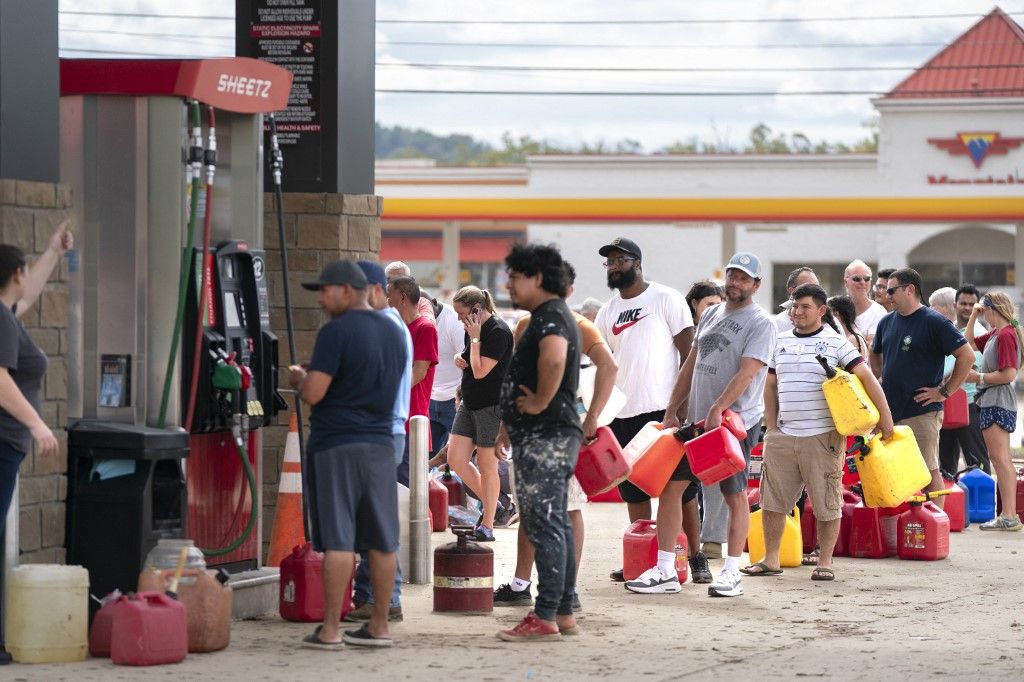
[224,291,243,328]
[99,354,131,407]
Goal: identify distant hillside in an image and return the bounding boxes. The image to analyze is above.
[375,123,492,164]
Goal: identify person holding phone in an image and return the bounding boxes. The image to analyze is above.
[449,285,513,541]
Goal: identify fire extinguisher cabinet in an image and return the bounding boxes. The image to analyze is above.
[65,420,189,613]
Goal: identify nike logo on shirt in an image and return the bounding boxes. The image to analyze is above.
[612,314,649,335]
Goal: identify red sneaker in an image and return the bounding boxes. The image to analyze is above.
[496,611,562,642]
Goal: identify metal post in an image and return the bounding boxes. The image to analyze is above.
[1,477,19,650]
[407,415,431,584]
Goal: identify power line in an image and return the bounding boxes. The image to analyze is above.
[378,11,1019,25]
[60,48,223,58]
[380,39,950,50]
[377,61,1024,74]
[59,10,232,21]
[377,87,1022,97]
[60,27,232,41]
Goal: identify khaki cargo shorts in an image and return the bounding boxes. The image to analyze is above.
[897,411,942,473]
[760,428,845,522]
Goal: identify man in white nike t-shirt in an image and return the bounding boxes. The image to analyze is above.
[594,237,711,584]
[843,259,888,343]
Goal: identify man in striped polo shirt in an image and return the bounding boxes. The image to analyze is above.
[745,283,893,581]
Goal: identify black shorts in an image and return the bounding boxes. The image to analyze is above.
[307,441,399,553]
[611,410,698,504]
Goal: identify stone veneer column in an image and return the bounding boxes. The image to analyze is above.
[261,192,382,558]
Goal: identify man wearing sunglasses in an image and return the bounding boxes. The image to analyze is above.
[870,268,975,507]
[843,260,889,343]
[873,268,895,313]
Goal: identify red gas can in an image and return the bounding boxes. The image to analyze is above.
[833,490,861,557]
[279,542,354,622]
[940,388,969,430]
[89,594,119,657]
[433,527,493,613]
[843,437,860,485]
[801,494,818,554]
[683,426,745,485]
[429,477,449,532]
[848,504,897,558]
[588,486,624,503]
[748,442,764,488]
[622,519,688,583]
[995,462,1024,523]
[441,465,466,507]
[943,479,967,532]
[898,499,950,561]
[746,485,760,511]
[695,408,747,440]
[110,592,188,666]
[575,426,631,495]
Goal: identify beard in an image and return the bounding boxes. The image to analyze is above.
[607,266,638,290]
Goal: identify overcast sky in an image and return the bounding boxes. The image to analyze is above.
[58,0,1024,152]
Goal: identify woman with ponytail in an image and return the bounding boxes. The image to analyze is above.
[449,286,513,541]
[827,295,868,357]
[966,292,1024,531]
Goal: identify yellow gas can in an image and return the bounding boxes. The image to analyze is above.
[747,507,803,567]
[848,425,931,508]
[816,355,879,436]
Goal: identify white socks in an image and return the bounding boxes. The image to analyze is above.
[657,550,676,576]
[723,555,740,574]
[511,577,531,592]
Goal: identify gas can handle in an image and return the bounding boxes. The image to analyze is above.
[815,355,837,379]
[908,489,952,504]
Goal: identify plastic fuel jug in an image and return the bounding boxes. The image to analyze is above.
[815,355,880,436]
[628,428,686,497]
[959,467,996,523]
[622,520,688,583]
[846,426,930,508]
[897,490,951,561]
[747,507,803,567]
[575,425,631,495]
[940,388,969,430]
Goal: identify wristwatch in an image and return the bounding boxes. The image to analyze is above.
[471,338,480,344]
[938,385,950,399]
[978,373,985,386]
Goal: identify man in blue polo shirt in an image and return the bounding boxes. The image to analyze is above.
[289,259,407,650]
[871,268,974,507]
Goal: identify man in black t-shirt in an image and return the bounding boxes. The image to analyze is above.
[496,244,583,642]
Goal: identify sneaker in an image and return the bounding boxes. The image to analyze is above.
[571,592,582,612]
[343,602,404,623]
[493,582,533,606]
[980,515,1024,531]
[702,541,723,559]
[689,551,713,584]
[493,502,519,528]
[609,568,625,582]
[497,611,562,642]
[708,568,743,598]
[473,525,495,542]
[624,566,681,594]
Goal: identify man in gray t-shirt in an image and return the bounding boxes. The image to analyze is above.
[664,253,776,599]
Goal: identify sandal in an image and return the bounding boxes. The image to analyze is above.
[802,549,820,566]
[811,566,835,581]
[300,625,344,650]
[739,561,783,576]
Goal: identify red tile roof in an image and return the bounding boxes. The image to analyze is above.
[885,7,1024,99]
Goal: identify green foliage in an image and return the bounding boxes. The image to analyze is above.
[374,120,878,165]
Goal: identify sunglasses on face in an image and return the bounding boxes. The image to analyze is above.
[847,275,872,283]
[603,256,636,268]
[886,284,910,296]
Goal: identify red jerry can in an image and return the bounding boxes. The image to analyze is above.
[434,527,493,613]
[940,389,969,430]
[842,437,860,486]
[588,486,624,503]
[279,543,354,622]
[684,426,745,485]
[441,465,466,507]
[429,477,449,532]
[695,408,748,440]
[575,426,631,495]
[995,461,1024,523]
[801,494,818,554]
[898,493,951,561]
[110,592,188,666]
[848,504,897,558]
[89,594,119,657]
[622,519,688,583]
[943,479,968,532]
[748,442,764,488]
[833,490,861,557]
[746,485,761,511]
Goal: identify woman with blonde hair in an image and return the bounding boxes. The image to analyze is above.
[449,286,513,541]
[965,291,1024,531]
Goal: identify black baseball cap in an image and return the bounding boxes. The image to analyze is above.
[301,260,368,290]
[598,237,642,261]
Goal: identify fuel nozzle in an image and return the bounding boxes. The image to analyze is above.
[816,355,837,379]
[908,488,951,506]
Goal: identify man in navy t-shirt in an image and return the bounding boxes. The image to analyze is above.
[870,268,974,505]
[289,259,407,650]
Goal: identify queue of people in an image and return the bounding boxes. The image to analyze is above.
[284,239,1023,649]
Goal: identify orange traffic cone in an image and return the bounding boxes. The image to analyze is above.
[267,413,306,566]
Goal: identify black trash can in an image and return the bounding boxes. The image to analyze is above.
[65,421,189,606]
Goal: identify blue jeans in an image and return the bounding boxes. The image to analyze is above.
[429,398,456,455]
[354,433,405,607]
[0,441,25,528]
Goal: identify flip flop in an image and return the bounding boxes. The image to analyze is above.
[739,561,783,576]
[300,625,344,650]
[811,566,835,581]
[802,549,820,566]
[343,623,393,648]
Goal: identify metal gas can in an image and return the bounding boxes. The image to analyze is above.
[433,527,493,613]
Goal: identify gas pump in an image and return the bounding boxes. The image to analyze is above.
[59,58,294,577]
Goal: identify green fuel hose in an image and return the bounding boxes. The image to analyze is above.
[199,432,259,557]
[157,100,203,428]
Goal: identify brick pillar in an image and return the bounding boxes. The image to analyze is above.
[0,178,72,564]
[261,192,382,558]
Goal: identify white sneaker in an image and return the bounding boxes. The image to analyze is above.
[624,566,681,594]
[708,568,743,598]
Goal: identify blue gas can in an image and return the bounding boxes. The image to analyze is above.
[959,468,996,523]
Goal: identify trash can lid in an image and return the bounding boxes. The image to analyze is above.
[67,420,189,453]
